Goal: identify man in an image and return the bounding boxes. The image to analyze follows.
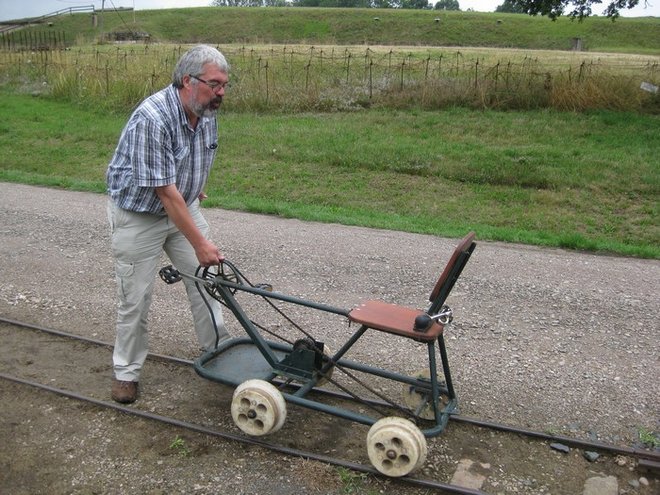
[106,45,230,404]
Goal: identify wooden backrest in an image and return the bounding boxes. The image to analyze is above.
[427,232,476,314]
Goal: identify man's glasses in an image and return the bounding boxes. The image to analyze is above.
[189,74,229,91]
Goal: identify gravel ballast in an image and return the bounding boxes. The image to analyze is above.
[0,182,658,493]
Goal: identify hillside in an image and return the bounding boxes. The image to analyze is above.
[6,6,660,54]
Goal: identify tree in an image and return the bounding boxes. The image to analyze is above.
[211,0,287,5]
[291,0,371,5]
[434,0,460,10]
[508,0,647,20]
[495,0,525,13]
[211,0,260,6]
[401,0,432,8]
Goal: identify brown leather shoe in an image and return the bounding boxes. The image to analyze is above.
[111,379,138,404]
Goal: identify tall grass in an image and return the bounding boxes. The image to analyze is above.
[1,44,658,114]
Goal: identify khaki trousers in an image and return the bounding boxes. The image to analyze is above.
[107,199,227,381]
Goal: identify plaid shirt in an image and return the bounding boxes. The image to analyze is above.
[106,84,218,214]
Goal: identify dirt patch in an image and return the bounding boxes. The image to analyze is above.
[1,323,656,495]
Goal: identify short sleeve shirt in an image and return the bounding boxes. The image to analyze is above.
[106,84,218,214]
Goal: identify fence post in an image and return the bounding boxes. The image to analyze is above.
[151,68,157,92]
[105,62,110,96]
[305,61,310,91]
[369,60,373,99]
[42,48,48,78]
[474,59,479,90]
[264,60,269,104]
[578,61,585,82]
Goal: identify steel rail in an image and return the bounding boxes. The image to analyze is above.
[2,315,659,464]
[451,415,660,462]
[0,315,193,365]
[0,371,486,495]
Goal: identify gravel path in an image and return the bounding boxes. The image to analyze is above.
[1,182,658,450]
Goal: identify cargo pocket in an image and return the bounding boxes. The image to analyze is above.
[115,260,136,302]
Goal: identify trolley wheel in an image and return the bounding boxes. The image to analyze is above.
[366,417,427,477]
[403,369,448,421]
[231,379,287,436]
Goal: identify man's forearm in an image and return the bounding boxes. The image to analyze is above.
[156,185,206,250]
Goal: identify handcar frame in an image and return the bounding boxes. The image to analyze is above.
[160,231,476,477]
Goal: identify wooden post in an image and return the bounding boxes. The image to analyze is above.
[572,38,583,51]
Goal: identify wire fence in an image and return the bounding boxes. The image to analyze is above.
[1,43,658,112]
[0,30,68,50]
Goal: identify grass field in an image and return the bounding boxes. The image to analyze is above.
[0,8,658,258]
[0,90,657,258]
[5,7,660,54]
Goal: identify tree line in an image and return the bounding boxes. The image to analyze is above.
[209,0,648,19]
[211,0,457,8]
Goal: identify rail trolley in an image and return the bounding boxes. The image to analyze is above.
[159,231,476,477]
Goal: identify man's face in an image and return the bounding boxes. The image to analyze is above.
[186,63,229,118]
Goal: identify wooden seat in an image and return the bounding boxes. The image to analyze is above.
[348,232,476,342]
[348,299,444,342]
[428,231,475,304]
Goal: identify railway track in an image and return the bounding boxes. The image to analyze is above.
[1,316,657,494]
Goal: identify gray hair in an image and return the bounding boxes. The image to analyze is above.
[172,45,230,88]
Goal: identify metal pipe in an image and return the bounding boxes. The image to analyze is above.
[220,279,350,317]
